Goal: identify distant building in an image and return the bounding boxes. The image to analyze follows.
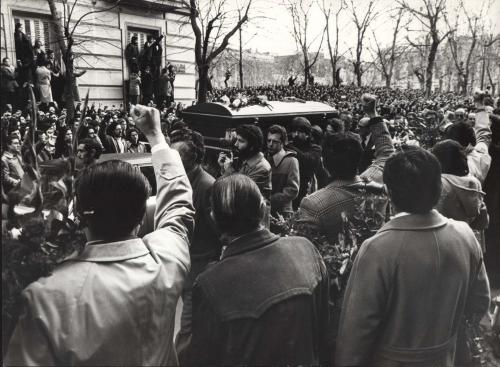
[1,0,196,105]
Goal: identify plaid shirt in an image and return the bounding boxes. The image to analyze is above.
[297,176,365,244]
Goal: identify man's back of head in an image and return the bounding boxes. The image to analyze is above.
[323,133,363,181]
[211,174,263,237]
[383,147,441,214]
[75,160,151,241]
[445,121,476,147]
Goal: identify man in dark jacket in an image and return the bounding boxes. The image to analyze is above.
[184,174,329,366]
[141,66,154,106]
[286,116,328,210]
[14,23,34,86]
[266,124,299,218]
[124,36,139,73]
[171,129,221,360]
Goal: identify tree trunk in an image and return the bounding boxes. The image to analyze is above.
[462,73,469,96]
[354,61,362,86]
[239,22,243,88]
[197,64,209,103]
[425,41,438,97]
[303,51,310,87]
[332,60,338,87]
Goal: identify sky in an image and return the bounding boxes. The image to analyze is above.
[226,0,500,59]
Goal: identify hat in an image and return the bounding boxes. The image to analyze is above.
[290,116,312,134]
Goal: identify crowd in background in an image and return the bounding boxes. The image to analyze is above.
[2,32,500,364]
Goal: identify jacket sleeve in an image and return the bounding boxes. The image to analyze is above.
[335,239,389,366]
[151,146,194,241]
[468,111,492,183]
[361,118,395,184]
[464,239,491,317]
[271,157,300,209]
[4,289,57,366]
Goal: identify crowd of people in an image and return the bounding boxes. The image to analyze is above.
[2,54,500,365]
[1,25,177,115]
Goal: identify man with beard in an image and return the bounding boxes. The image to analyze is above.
[102,121,126,153]
[218,124,271,200]
[286,117,327,210]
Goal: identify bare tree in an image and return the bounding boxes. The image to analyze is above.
[285,0,326,87]
[444,0,492,95]
[372,8,406,88]
[349,0,377,86]
[320,0,348,87]
[398,0,454,97]
[46,0,120,122]
[319,0,347,87]
[184,0,252,103]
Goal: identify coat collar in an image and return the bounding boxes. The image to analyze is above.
[327,176,364,189]
[378,209,448,233]
[242,152,265,168]
[222,228,279,260]
[63,238,150,263]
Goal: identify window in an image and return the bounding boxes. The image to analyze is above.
[13,15,52,52]
[127,27,158,51]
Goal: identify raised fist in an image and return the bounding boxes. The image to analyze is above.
[130,105,161,138]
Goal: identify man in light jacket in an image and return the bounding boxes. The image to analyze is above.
[5,105,195,366]
[336,148,490,367]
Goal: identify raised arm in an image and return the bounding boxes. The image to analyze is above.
[359,94,395,183]
[131,105,194,241]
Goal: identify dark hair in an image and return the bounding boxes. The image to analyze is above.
[75,160,151,239]
[323,133,362,180]
[383,148,442,214]
[290,116,312,135]
[235,124,264,153]
[211,174,263,236]
[170,128,205,164]
[5,135,19,145]
[267,124,288,144]
[431,139,469,176]
[126,127,140,141]
[445,121,476,147]
[79,138,103,159]
[326,118,345,134]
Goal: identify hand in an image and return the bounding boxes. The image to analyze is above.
[131,105,163,146]
[218,152,233,172]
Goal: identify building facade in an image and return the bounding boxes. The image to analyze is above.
[1,0,196,106]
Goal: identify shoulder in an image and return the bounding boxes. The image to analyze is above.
[23,261,93,308]
[299,187,330,213]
